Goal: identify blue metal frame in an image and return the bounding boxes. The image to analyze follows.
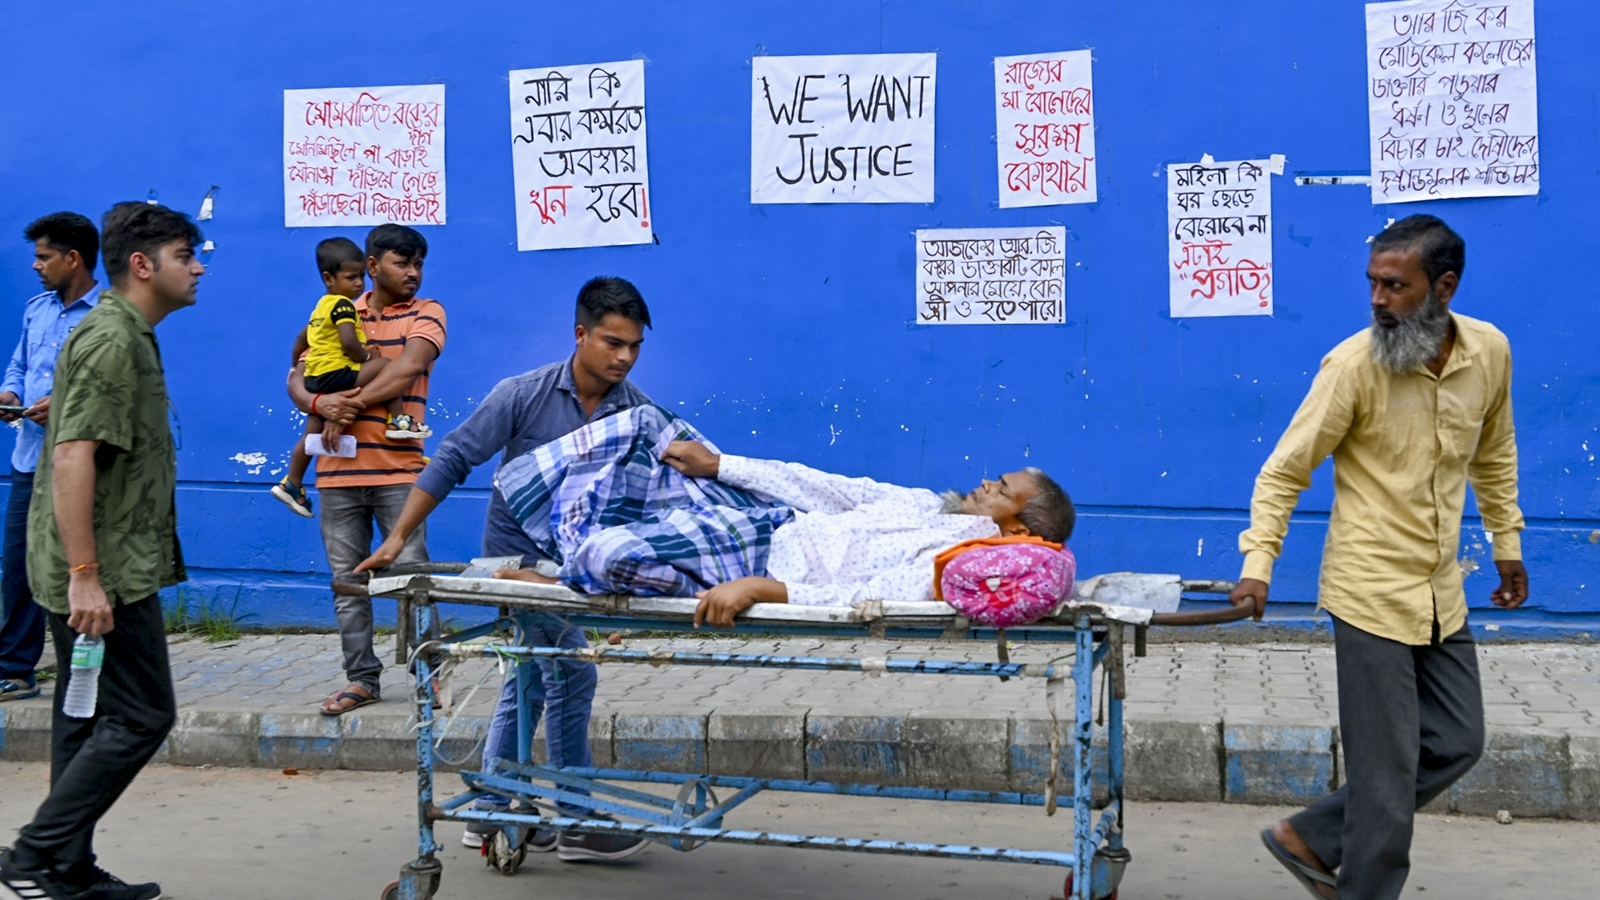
[393,602,1130,900]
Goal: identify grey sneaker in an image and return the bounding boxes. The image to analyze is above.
[556,814,647,863]
[462,797,505,848]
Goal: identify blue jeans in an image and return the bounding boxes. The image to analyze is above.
[0,470,44,681]
[477,611,596,808]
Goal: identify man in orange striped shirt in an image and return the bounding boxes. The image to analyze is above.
[286,224,445,715]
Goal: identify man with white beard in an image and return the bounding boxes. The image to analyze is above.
[1229,215,1528,900]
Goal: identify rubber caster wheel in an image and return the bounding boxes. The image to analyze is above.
[486,829,526,876]
[380,871,441,899]
[1061,872,1115,900]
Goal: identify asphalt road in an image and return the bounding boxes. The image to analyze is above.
[2,762,1596,899]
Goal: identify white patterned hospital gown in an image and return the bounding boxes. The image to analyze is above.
[716,455,999,606]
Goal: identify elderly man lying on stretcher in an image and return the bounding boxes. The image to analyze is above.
[490,406,1076,627]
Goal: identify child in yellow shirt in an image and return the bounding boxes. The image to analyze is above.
[271,237,425,516]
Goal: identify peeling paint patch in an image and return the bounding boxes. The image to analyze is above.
[229,451,269,476]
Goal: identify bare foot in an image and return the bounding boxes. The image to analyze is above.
[1272,819,1336,899]
[492,568,559,584]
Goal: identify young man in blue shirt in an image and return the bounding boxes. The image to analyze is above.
[356,276,653,863]
[0,213,99,702]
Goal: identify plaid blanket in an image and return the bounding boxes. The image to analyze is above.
[494,405,793,595]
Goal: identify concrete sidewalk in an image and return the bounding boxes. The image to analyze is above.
[0,632,1595,819]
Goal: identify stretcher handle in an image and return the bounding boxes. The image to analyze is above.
[330,562,471,597]
[1147,579,1257,626]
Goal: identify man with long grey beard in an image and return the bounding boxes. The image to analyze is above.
[1229,215,1528,900]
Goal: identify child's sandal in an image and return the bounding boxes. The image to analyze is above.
[385,414,432,441]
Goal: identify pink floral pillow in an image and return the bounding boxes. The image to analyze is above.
[939,542,1077,627]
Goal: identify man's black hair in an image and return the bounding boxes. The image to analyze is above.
[1021,467,1076,543]
[1371,214,1465,285]
[576,276,652,330]
[316,237,365,276]
[24,212,99,270]
[100,202,202,284]
[365,223,427,261]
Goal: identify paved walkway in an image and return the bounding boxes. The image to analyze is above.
[1,633,1595,818]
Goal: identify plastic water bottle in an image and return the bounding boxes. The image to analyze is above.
[61,635,104,719]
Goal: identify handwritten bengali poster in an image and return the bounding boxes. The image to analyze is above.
[1167,159,1273,318]
[283,85,445,227]
[1365,0,1539,203]
[751,53,936,204]
[509,60,652,251]
[994,50,1096,207]
[915,227,1065,325]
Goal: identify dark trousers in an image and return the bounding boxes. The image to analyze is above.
[0,471,45,680]
[10,594,175,879]
[1290,616,1484,900]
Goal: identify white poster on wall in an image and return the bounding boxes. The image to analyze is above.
[915,226,1065,325]
[283,84,445,227]
[994,50,1097,207]
[751,53,937,204]
[509,60,653,251]
[1167,159,1274,318]
[1365,0,1539,204]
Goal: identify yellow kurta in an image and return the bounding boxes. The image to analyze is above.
[1238,313,1524,645]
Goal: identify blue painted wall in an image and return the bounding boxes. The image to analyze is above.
[0,0,1594,628]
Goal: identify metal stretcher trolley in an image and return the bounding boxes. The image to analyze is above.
[350,565,1255,900]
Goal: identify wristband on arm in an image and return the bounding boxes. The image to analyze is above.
[310,393,322,416]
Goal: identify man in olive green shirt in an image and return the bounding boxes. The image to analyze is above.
[0,203,203,900]
[1233,215,1528,900]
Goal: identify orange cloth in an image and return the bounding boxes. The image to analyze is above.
[932,535,1063,601]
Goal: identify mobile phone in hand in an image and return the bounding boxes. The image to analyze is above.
[0,405,27,414]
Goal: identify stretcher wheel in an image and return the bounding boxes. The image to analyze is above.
[1060,872,1116,900]
[380,870,441,900]
[487,829,526,876]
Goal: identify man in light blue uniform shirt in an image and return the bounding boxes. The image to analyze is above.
[0,213,99,701]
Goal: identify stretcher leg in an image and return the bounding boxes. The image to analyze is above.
[1072,614,1094,900]
[400,601,442,900]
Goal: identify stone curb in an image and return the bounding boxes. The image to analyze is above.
[2,706,1593,819]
